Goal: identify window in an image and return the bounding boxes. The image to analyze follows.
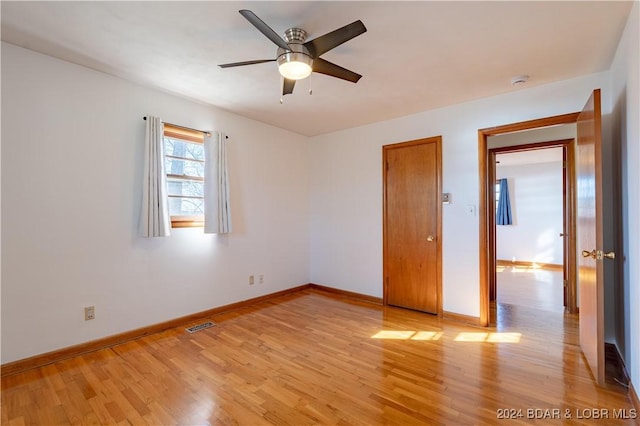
[163,124,206,227]
[495,180,501,211]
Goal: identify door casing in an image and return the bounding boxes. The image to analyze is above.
[478,113,580,326]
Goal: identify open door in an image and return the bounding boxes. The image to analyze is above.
[577,89,610,385]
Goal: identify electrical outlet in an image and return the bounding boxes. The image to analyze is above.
[84,306,95,321]
[249,275,254,285]
[259,275,264,284]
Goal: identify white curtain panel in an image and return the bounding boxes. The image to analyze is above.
[139,116,171,237]
[204,131,232,234]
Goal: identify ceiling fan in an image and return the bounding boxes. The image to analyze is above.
[219,10,367,97]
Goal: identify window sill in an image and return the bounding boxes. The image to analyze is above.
[171,216,204,228]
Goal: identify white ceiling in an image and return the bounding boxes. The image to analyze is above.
[1,1,633,136]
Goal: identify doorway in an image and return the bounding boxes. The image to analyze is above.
[491,141,576,318]
[478,89,607,385]
[477,113,580,326]
[383,136,442,315]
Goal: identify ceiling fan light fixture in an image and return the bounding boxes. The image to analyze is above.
[278,52,313,80]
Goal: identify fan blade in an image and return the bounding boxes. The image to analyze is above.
[303,20,366,58]
[283,78,296,95]
[312,58,362,83]
[239,10,290,50]
[218,59,276,68]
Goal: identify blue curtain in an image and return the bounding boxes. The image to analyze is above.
[497,178,512,225]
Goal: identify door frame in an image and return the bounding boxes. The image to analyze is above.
[489,139,577,317]
[383,136,443,316]
[478,113,579,326]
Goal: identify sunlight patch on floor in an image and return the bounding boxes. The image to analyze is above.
[370,331,520,343]
[454,332,522,343]
[371,330,443,341]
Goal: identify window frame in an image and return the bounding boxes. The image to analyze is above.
[163,124,206,228]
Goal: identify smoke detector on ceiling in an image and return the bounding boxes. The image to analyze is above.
[511,75,530,85]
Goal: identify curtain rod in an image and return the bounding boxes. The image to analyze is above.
[143,117,228,139]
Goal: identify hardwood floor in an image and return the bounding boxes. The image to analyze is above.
[2,288,637,425]
[497,265,565,313]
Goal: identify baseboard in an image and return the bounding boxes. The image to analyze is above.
[443,311,481,326]
[497,259,563,271]
[308,283,383,305]
[1,284,312,377]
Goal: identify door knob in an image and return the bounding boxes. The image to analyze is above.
[427,235,435,242]
[599,250,615,260]
[582,249,616,260]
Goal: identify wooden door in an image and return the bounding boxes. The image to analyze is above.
[576,89,605,385]
[383,137,442,314]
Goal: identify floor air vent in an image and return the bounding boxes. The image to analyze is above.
[186,321,216,334]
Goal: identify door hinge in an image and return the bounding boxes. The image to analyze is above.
[563,280,567,288]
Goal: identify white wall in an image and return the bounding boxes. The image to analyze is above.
[496,161,564,265]
[609,1,640,398]
[309,72,611,318]
[0,43,310,363]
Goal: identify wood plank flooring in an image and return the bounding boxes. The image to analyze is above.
[2,288,637,425]
[497,265,565,313]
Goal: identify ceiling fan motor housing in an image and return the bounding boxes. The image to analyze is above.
[283,28,307,44]
[277,28,313,73]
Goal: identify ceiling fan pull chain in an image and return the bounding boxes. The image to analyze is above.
[309,73,313,96]
[280,76,285,104]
